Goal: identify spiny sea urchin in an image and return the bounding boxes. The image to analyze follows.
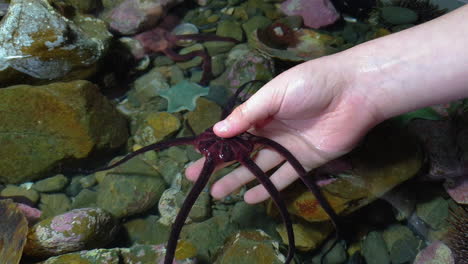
[390,0,447,23]
[445,205,468,264]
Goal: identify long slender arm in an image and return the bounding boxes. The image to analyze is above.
[239,156,295,264]
[164,156,216,264]
[250,135,340,229]
[88,137,195,173]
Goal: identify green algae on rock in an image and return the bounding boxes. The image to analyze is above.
[0,80,128,184]
[0,200,28,264]
[24,208,119,258]
[38,248,121,264]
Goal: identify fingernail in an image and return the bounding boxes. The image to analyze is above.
[215,120,230,133]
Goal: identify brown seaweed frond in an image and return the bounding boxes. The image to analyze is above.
[445,205,468,264]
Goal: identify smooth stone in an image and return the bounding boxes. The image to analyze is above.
[361,231,391,264]
[133,111,181,146]
[186,97,222,134]
[33,174,69,193]
[0,200,28,264]
[38,248,120,264]
[123,215,170,245]
[413,241,454,264]
[0,81,128,184]
[216,19,244,42]
[416,196,449,229]
[39,193,71,219]
[1,185,40,204]
[24,208,119,258]
[71,189,97,209]
[204,41,236,56]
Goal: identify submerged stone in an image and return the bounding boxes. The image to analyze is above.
[0,0,111,86]
[0,80,128,184]
[0,200,28,264]
[24,208,119,258]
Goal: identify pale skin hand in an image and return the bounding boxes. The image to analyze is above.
[186,5,468,204]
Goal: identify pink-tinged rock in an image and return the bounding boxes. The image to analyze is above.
[414,241,454,264]
[16,203,42,225]
[444,176,468,204]
[108,0,183,35]
[24,208,119,258]
[280,0,340,29]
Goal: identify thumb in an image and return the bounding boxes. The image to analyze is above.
[213,84,281,138]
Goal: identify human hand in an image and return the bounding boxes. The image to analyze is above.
[186,55,382,204]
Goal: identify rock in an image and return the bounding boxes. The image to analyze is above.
[71,189,97,209]
[120,244,197,264]
[107,0,183,35]
[39,193,71,219]
[413,241,454,264]
[133,111,181,146]
[444,176,468,204]
[214,230,287,264]
[24,208,119,257]
[38,248,121,264]
[97,164,166,218]
[361,231,391,264]
[0,81,129,184]
[276,222,333,251]
[382,225,422,264]
[1,185,40,204]
[0,0,112,86]
[66,0,100,13]
[311,239,347,264]
[242,15,272,40]
[182,213,236,262]
[220,44,274,90]
[15,202,42,225]
[280,0,340,29]
[416,196,449,229]
[33,174,69,193]
[186,97,222,134]
[381,6,418,25]
[0,200,28,264]
[216,19,244,42]
[133,69,170,102]
[123,215,170,245]
[284,124,422,222]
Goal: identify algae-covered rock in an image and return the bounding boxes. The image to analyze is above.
[134,111,181,146]
[186,97,222,134]
[33,174,69,193]
[38,193,71,219]
[24,208,119,258]
[120,243,197,263]
[0,0,112,86]
[283,124,422,222]
[38,248,121,264]
[97,172,166,218]
[0,80,128,184]
[276,222,333,252]
[0,200,28,264]
[214,230,287,264]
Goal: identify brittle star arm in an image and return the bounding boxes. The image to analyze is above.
[88,137,196,173]
[239,156,295,264]
[250,135,341,263]
[164,156,216,264]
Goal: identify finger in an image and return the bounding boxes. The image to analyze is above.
[210,148,285,199]
[185,157,235,181]
[243,162,302,204]
[185,158,206,181]
[213,81,285,138]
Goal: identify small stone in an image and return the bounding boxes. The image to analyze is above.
[216,19,244,42]
[414,241,454,264]
[204,41,236,56]
[33,174,69,193]
[39,193,71,219]
[186,98,222,134]
[1,185,40,204]
[276,222,333,251]
[39,248,120,264]
[213,230,286,264]
[381,6,418,25]
[133,69,170,101]
[0,200,28,264]
[120,244,197,264]
[176,44,204,70]
[416,196,449,229]
[444,176,468,204]
[134,112,181,145]
[124,215,170,245]
[97,172,166,218]
[71,189,97,209]
[361,231,391,264]
[24,208,119,258]
[280,0,339,28]
[242,15,271,40]
[383,225,422,264]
